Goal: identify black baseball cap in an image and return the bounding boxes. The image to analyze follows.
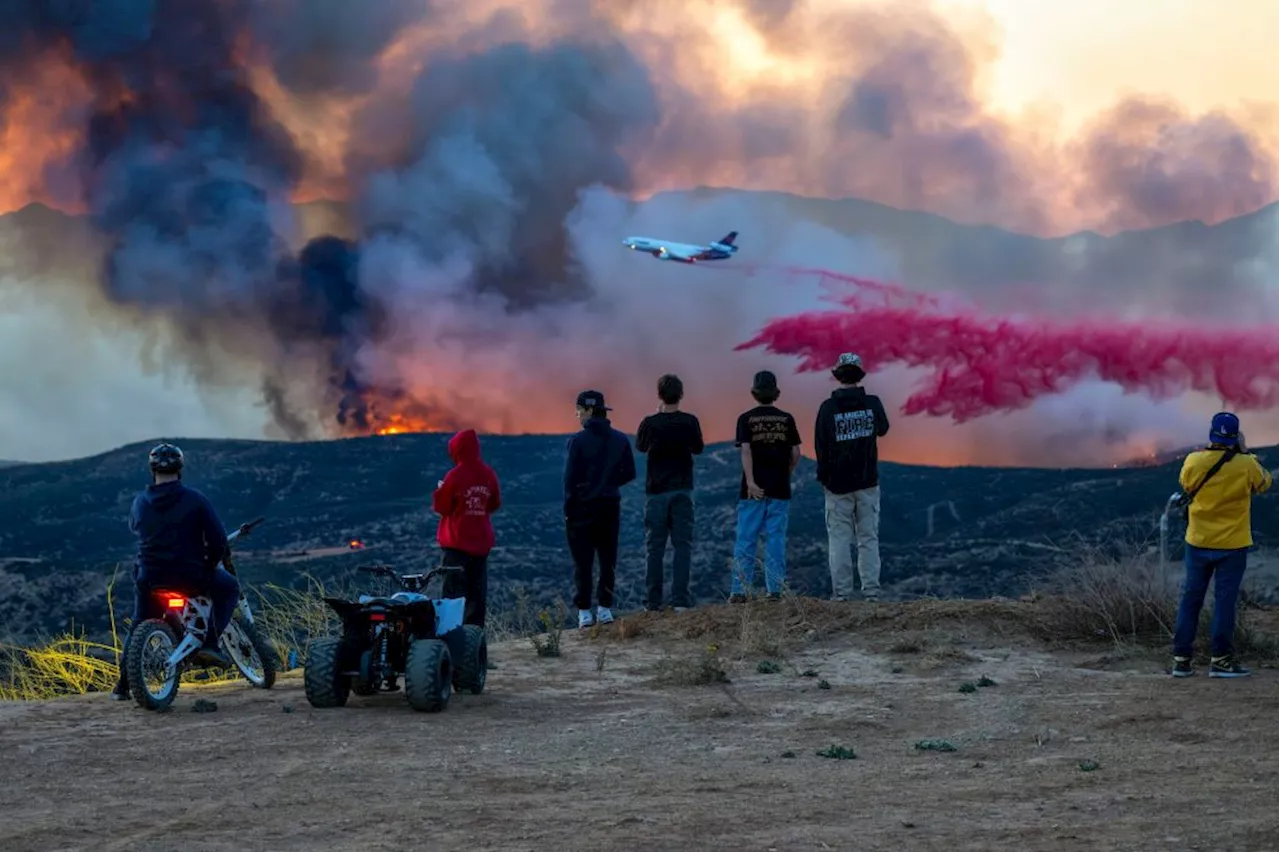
[751,371,778,392]
[576,390,611,410]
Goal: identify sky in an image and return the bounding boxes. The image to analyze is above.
[940,0,1277,133]
[0,0,1275,465]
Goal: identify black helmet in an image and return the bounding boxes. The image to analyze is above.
[148,442,184,475]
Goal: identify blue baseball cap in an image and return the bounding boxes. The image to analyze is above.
[1209,412,1240,447]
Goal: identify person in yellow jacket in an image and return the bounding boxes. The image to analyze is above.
[1171,412,1273,678]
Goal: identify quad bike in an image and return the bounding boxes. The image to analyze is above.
[124,517,279,711]
[304,563,488,712]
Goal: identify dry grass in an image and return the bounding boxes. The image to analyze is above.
[1029,543,1278,662]
[4,540,1275,701]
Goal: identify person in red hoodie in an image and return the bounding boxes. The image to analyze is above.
[432,429,502,628]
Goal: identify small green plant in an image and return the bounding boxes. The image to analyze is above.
[958,682,978,693]
[757,660,782,674]
[914,739,957,752]
[817,679,831,690]
[530,603,566,658]
[655,643,730,686]
[816,745,857,760]
[801,668,818,677]
[977,675,998,687]
[1079,759,1101,772]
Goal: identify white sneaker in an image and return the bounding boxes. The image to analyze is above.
[578,609,595,629]
[596,606,615,625]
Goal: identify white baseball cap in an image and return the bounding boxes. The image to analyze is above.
[833,353,862,370]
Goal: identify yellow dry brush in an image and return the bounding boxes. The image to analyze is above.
[0,567,342,702]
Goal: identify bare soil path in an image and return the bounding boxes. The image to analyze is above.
[1,603,1276,852]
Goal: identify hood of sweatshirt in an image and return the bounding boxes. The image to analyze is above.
[140,479,186,511]
[448,429,482,464]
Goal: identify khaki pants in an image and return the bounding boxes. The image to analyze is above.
[823,486,881,600]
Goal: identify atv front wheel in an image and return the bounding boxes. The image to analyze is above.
[127,619,181,711]
[404,638,452,713]
[223,616,278,689]
[304,637,351,708]
[453,625,487,695]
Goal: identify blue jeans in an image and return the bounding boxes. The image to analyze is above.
[732,498,789,595]
[1172,545,1248,658]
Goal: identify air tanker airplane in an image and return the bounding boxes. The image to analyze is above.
[621,231,739,263]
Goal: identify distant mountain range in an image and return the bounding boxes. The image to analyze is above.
[4,192,1276,321]
[1,434,1275,643]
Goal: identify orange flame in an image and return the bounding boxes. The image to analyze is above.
[371,413,439,436]
[348,539,364,549]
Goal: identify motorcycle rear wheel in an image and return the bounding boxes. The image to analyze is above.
[126,620,181,711]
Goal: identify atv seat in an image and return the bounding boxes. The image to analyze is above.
[356,594,420,606]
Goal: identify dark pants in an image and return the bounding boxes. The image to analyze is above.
[116,566,241,692]
[440,547,489,628]
[644,490,694,609]
[131,567,241,640]
[566,498,621,610]
[1172,545,1248,658]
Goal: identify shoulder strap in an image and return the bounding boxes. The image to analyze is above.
[1185,449,1239,502]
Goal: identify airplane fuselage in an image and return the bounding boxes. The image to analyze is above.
[621,234,738,263]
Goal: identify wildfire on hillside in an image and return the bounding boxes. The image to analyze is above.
[337,387,457,438]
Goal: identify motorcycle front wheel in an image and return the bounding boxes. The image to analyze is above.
[222,615,278,689]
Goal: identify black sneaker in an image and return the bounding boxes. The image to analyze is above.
[1170,656,1194,678]
[194,646,232,668]
[766,592,782,601]
[729,594,747,604]
[1209,656,1252,678]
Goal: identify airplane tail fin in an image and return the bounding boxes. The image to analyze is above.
[718,231,738,246]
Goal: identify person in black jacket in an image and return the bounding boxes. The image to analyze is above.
[636,374,704,612]
[814,353,890,601]
[564,390,637,629]
[111,443,238,699]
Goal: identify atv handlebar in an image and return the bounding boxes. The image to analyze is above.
[358,562,463,592]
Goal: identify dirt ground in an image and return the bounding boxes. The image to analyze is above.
[1,601,1276,852]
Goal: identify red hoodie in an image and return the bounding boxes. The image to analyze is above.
[432,429,502,555]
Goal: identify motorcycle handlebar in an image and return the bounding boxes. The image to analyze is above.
[226,516,266,544]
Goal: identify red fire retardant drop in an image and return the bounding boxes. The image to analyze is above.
[735,268,1279,422]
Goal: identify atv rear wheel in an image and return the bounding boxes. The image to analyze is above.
[404,638,451,712]
[223,615,277,689]
[453,625,487,695]
[304,637,351,708]
[126,620,181,711]
[352,645,379,695]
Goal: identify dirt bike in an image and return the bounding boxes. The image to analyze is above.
[124,517,279,711]
[304,563,487,712]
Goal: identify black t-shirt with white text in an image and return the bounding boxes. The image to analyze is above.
[734,405,802,500]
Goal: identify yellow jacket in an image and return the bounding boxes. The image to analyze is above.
[1179,448,1273,550]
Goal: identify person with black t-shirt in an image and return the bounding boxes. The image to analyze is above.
[730,371,801,601]
[636,374,705,611]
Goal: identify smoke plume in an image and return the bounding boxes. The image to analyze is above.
[0,0,1275,465]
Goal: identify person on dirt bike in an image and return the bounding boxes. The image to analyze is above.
[111,443,239,699]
